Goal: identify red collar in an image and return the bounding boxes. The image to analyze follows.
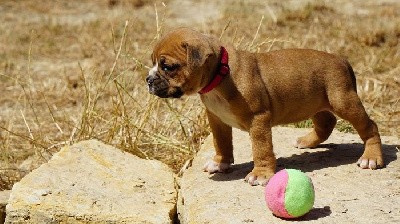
[198,46,230,94]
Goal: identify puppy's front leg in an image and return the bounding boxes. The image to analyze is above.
[245,113,276,186]
[203,110,234,173]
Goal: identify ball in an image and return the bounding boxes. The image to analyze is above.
[265,169,315,219]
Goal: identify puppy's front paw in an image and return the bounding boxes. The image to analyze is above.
[245,167,275,186]
[203,160,231,174]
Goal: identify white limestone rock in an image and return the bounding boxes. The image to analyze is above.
[6,140,177,223]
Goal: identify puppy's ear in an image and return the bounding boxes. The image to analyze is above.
[181,40,213,68]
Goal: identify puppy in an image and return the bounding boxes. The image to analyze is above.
[146,28,383,186]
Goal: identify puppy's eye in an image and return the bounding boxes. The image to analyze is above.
[159,57,179,74]
[161,64,175,72]
[160,62,179,73]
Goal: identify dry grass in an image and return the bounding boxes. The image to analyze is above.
[1,0,399,190]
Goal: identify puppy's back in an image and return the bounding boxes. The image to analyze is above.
[254,49,356,124]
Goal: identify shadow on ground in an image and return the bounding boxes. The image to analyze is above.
[274,206,332,221]
[210,143,398,182]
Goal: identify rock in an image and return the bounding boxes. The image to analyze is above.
[0,190,11,224]
[6,140,177,223]
[178,127,400,223]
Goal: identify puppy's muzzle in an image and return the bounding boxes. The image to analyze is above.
[146,74,168,97]
[146,74,183,98]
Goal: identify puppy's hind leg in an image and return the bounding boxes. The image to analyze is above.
[330,92,383,169]
[295,111,337,148]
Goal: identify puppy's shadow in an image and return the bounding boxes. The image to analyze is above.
[210,143,398,182]
[210,161,253,182]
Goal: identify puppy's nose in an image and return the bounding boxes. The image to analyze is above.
[146,76,153,85]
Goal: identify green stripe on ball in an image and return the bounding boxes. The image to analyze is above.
[284,169,315,217]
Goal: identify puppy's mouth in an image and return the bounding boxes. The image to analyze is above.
[150,87,183,99]
[146,75,183,98]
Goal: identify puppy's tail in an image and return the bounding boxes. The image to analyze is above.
[344,59,357,93]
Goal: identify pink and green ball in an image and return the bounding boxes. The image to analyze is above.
[265,169,315,219]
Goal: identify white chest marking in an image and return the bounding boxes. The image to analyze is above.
[203,94,242,129]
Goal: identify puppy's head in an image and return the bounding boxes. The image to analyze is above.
[146,28,219,98]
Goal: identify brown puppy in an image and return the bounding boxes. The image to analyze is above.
[146,28,383,186]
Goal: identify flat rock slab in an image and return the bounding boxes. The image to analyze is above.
[178,127,400,223]
[6,140,177,223]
